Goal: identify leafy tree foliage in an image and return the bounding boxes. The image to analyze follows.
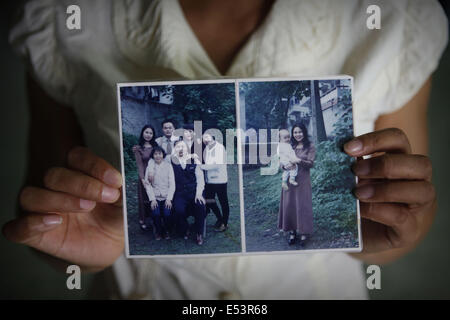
[170,83,236,133]
[240,81,310,130]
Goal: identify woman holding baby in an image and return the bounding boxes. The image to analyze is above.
[278,123,315,246]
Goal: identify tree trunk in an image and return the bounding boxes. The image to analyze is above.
[310,80,327,143]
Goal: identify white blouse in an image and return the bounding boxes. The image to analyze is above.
[9,0,448,299]
[201,142,228,184]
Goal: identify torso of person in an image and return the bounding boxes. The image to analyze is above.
[171,160,197,196]
[151,161,172,199]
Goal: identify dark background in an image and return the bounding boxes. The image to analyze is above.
[1,1,449,299]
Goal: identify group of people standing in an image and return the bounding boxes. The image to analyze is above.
[132,120,230,246]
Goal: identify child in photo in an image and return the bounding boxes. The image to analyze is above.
[278,129,302,190]
[144,146,175,240]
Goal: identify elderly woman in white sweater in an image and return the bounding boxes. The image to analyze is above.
[200,132,229,232]
[144,146,176,240]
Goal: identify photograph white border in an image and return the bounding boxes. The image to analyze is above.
[116,76,362,259]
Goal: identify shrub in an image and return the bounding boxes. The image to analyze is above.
[310,93,358,239]
[122,132,139,174]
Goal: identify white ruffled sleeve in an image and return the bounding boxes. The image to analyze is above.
[9,0,84,107]
[362,0,448,121]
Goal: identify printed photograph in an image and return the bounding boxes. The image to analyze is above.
[118,80,242,256]
[238,77,361,253]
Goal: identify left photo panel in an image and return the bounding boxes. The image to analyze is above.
[117,81,243,257]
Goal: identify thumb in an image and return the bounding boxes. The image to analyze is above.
[2,213,62,246]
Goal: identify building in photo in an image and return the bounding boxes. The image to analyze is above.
[286,79,351,140]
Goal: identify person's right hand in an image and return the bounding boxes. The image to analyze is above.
[150,200,158,210]
[2,147,124,271]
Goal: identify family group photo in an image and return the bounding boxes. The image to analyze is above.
[119,81,242,256]
[239,78,361,253]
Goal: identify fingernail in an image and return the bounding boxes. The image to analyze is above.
[355,185,374,199]
[104,170,121,187]
[345,139,363,153]
[102,186,120,202]
[80,199,96,210]
[353,161,370,175]
[43,215,62,226]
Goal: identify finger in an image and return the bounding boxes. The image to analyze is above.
[44,167,120,203]
[354,180,435,205]
[359,203,420,250]
[344,128,411,157]
[2,213,62,246]
[20,186,96,213]
[112,188,123,208]
[352,154,432,181]
[359,202,410,227]
[67,147,122,188]
[356,178,387,187]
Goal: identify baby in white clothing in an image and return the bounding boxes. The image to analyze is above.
[278,129,302,190]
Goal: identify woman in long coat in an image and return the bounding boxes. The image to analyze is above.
[278,123,315,245]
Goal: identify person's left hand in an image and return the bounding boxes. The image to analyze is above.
[344,128,436,254]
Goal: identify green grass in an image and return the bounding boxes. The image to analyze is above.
[243,167,359,252]
[243,168,282,235]
[124,156,359,255]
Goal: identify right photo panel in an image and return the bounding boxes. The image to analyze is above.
[238,78,361,253]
